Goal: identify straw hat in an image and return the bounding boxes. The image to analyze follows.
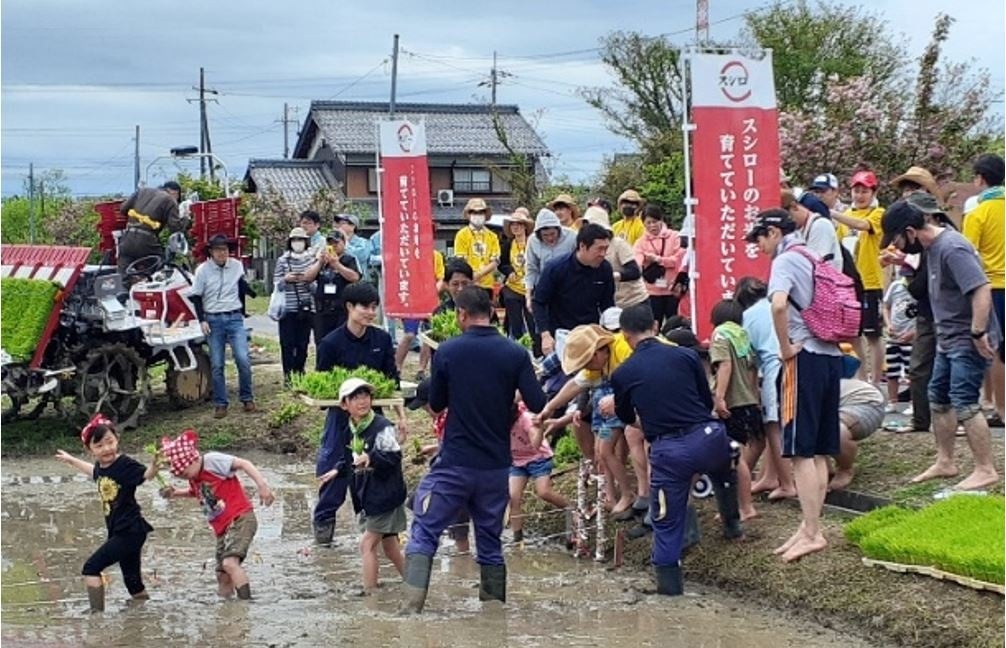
[617,189,644,205]
[463,198,492,218]
[546,193,581,220]
[890,166,939,197]
[561,324,614,375]
[582,206,613,231]
[503,210,535,229]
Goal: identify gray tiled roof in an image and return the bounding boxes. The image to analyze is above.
[244,159,341,207]
[305,101,549,156]
[344,198,516,225]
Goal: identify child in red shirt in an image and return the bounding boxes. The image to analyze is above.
[160,429,274,600]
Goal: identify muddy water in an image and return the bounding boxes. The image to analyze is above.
[2,453,868,647]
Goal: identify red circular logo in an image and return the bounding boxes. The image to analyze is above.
[719,61,751,103]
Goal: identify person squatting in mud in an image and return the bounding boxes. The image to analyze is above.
[54,414,159,613]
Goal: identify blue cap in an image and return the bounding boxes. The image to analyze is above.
[799,192,831,219]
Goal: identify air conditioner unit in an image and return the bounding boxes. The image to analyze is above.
[437,189,454,207]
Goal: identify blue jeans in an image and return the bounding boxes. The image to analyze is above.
[206,312,253,407]
[928,346,990,423]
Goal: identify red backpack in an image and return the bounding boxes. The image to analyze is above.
[785,245,861,343]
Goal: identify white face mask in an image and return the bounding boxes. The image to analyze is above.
[469,215,486,228]
[291,240,307,253]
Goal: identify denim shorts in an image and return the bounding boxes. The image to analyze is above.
[510,457,555,479]
[591,382,624,439]
[928,346,991,422]
[401,319,428,335]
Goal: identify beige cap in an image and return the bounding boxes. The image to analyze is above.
[617,189,643,204]
[338,378,374,402]
[463,198,492,218]
[582,206,613,231]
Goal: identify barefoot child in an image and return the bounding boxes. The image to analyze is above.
[709,299,761,521]
[509,398,569,543]
[160,429,274,600]
[54,414,158,613]
[329,378,407,593]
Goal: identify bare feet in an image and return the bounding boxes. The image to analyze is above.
[751,479,779,494]
[610,497,634,516]
[910,463,959,484]
[827,469,854,492]
[773,522,805,555]
[740,508,760,522]
[217,585,235,599]
[954,469,999,491]
[781,533,828,562]
[767,487,797,501]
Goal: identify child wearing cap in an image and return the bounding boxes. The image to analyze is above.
[54,415,159,613]
[882,264,918,412]
[323,378,407,593]
[160,430,274,600]
[508,397,568,543]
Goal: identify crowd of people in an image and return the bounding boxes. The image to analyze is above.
[68,153,1003,612]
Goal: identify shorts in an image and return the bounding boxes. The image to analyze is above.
[760,364,780,424]
[402,319,428,335]
[861,289,883,337]
[841,404,884,441]
[780,350,842,458]
[216,512,258,572]
[591,382,624,439]
[928,346,991,423]
[358,504,408,536]
[992,288,1004,359]
[724,404,763,445]
[510,457,555,479]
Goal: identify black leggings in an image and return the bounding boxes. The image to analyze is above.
[279,311,313,377]
[648,294,679,330]
[82,530,148,596]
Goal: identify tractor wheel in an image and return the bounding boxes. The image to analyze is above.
[166,345,212,408]
[60,343,149,430]
[2,370,51,423]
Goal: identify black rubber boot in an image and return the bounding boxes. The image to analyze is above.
[655,564,684,596]
[236,584,252,600]
[86,585,105,613]
[682,503,702,553]
[713,471,744,540]
[478,564,507,603]
[313,519,335,547]
[400,554,433,614]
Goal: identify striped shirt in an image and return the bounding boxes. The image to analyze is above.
[274,251,317,314]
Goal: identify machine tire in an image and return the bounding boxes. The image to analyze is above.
[166,345,212,408]
[59,342,149,430]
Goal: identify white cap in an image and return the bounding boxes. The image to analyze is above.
[338,378,374,401]
[600,307,623,331]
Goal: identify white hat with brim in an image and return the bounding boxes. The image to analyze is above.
[338,377,374,402]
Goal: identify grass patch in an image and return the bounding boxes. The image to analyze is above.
[245,294,269,316]
[201,430,236,449]
[251,335,281,354]
[845,496,1005,585]
[552,431,581,468]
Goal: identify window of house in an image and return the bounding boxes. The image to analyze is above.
[367,168,379,193]
[452,168,492,193]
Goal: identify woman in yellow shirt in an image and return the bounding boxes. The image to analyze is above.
[452,198,501,296]
[499,209,535,339]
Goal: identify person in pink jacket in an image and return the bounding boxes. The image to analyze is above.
[634,205,686,329]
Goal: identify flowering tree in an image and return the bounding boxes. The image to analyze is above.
[242,186,361,249]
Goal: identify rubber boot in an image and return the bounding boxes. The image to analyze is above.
[400,554,433,614]
[313,519,335,547]
[655,564,684,596]
[478,564,507,603]
[86,585,105,613]
[681,503,702,553]
[713,471,744,540]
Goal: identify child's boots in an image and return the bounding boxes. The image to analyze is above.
[86,585,105,613]
[713,471,744,540]
[654,564,683,596]
[313,519,336,546]
[478,564,507,603]
[400,553,433,614]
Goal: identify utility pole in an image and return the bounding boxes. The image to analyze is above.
[696,0,710,44]
[277,103,298,158]
[28,163,35,244]
[389,34,399,118]
[133,125,141,188]
[491,51,498,105]
[189,67,218,179]
[479,51,511,105]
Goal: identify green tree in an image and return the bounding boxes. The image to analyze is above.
[742,0,905,112]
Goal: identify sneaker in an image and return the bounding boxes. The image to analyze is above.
[243,401,257,413]
[213,406,228,419]
[883,421,917,433]
[884,403,898,414]
[902,406,914,417]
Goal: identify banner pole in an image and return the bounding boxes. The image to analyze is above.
[680,47,699,333]
[374,121,389,333]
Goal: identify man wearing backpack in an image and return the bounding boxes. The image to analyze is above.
[746,209,843,563]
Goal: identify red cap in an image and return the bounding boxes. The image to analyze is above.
[80,413,113,446]
[850,171,878,189]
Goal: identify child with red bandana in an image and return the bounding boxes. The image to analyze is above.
[160,429,274,600]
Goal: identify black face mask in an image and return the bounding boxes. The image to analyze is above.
[621,205,637,217]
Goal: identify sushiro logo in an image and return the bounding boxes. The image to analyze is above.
[718,60,751,102]
[396,123,415,153]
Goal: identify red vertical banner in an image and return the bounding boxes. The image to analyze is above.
[379,120,439,318]
[689,52,778,342]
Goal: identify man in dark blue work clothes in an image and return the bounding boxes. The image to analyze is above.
[312,282,402,546]
[611,304,743,596]
[402,286,547,613]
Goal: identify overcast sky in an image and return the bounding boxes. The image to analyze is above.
[1,0,1003,197]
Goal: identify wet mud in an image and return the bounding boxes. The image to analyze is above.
[2,453,875,647]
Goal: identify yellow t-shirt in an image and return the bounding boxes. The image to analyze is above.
[505,239,528,295]
[962,197,1005,289]
[453,226,501,289]
[434,249,445,282]
[845,206,885,290]
[612,217,645,246]
[580,332,634,384]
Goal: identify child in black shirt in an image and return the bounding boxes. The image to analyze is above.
[54,415,159,613]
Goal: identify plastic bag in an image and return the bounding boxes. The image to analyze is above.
[267,289,285,321]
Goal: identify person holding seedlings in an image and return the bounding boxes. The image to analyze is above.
[313,282,403,547]
[54,414,158,613]
[402,286,547,613]
[508,396,568,543]
[159,429,274,600]
[321,377,407,594]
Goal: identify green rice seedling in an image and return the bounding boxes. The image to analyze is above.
[844,505,913,545]
[1,278,59,362]
[290,366,397,400]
